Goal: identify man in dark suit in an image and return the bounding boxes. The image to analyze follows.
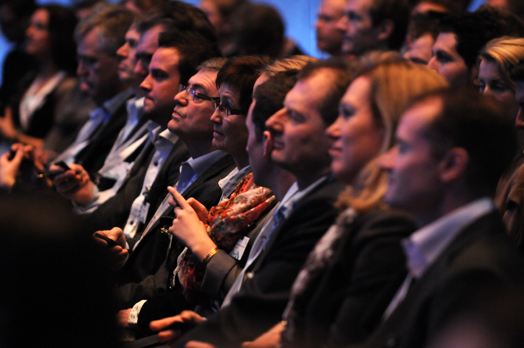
[150,59,353,348]
[364,89,524,348]
[51,5,135,174]
[110,58,236,311]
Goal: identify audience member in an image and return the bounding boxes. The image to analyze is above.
[495,56,524,254]
[0,5,77,152]
[410,0,464,15]
[403,12,444,65]
[51,5,135,176]
[428,6,524,88]
[231,3,304,59]
[73,0,106,20]
[336,0,410,58]
[122,0,167,14]
[199,0,246,57]
[0,0,36,110]
[315,0,345,56]
[365,89,524,348]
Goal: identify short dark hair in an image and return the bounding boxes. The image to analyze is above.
[440,6,524,69]
[297,58,358,125]
[232,3,285,58]
[42,4,78,75]
[215,56,271,113]
[408,12,445,41]
[136,1,216,44]
[252,70,299,141]
[158,29,221,86]
[369,0,410,50]
[420,89,517,195]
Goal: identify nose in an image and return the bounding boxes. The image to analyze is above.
[427,56,438,71]
[266,108,285,135]
[336,14,348,33]
[378,146,396,171]
[326,116,343,140]
[210,108,222,124]
[134,59,148,80]
[481,85,494,99]
[116,43,128,60]
[140,74,152,93]
[174,89,187,104]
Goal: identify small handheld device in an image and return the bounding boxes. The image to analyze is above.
[94,232,119,248]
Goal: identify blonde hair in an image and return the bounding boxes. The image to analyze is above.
[264,55,318,77]
[480,37,524,91]
[339,60,449,212]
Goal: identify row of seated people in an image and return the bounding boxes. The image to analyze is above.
[2,1,524,348]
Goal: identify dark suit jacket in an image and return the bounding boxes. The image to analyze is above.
[75,98,129,176]
[283,209,416,348]
[364,210,524,348]
[86,138,189,234]
[115,155,236,308]
[175,177,346,348]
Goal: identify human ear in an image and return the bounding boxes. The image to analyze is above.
[438,147,469,183]
[263,130,273,158]
[377,19,394,43]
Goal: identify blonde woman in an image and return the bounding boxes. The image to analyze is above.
[484,37,524,254]
[478,37,524,123]
[244,59,449,348]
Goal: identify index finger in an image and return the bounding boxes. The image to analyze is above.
[167,186,191,210]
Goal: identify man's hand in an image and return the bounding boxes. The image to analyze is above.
[51,163,94,204]
[150,310,205,347]
[241,322,285,348]
[93,227,128,269]
[0,147,24,189]
[167,187,216,262]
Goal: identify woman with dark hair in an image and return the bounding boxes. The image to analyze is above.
[0,4,78,151]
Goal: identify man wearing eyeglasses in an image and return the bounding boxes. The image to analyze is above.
[97,54,241,325]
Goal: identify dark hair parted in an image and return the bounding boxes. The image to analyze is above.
[215,56,271,113]
[136,1,216,44]
[369,0,410,50]
[251,70,299,141]
[439,6,524,69]
[40,5,78,75]
[232,3,284,58]
[297,58,357,125]
[158,29,221,86]
[420,89,518,195]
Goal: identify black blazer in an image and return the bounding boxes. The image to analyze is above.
[364,211,524,348]
[86,138,190,233]
[115,155,236,308]
[283,209,416,348]
[175,177,346,348]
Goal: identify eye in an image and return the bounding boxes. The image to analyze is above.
[478,81,486,92]
[436,51,452,63]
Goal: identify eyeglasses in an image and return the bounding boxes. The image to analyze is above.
[180,85,219,105]
[213,102,244,116]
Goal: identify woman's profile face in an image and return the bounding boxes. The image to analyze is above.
[478,58,519,122]
[327,76,385,184]
[25,8,51,59]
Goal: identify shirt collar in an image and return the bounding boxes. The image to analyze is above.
[280,174,331,220]
[103,88,134,115]
[185,150,228,176]
[403,197,495,278]
[126,96,145,124]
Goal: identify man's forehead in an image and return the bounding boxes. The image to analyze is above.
[189,70,218,91]
[345,0,371,13]
[434,32,458,53]
[400,98,442,136]
[137,24,164,52]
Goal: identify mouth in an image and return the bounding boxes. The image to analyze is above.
[328,146,342,158]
